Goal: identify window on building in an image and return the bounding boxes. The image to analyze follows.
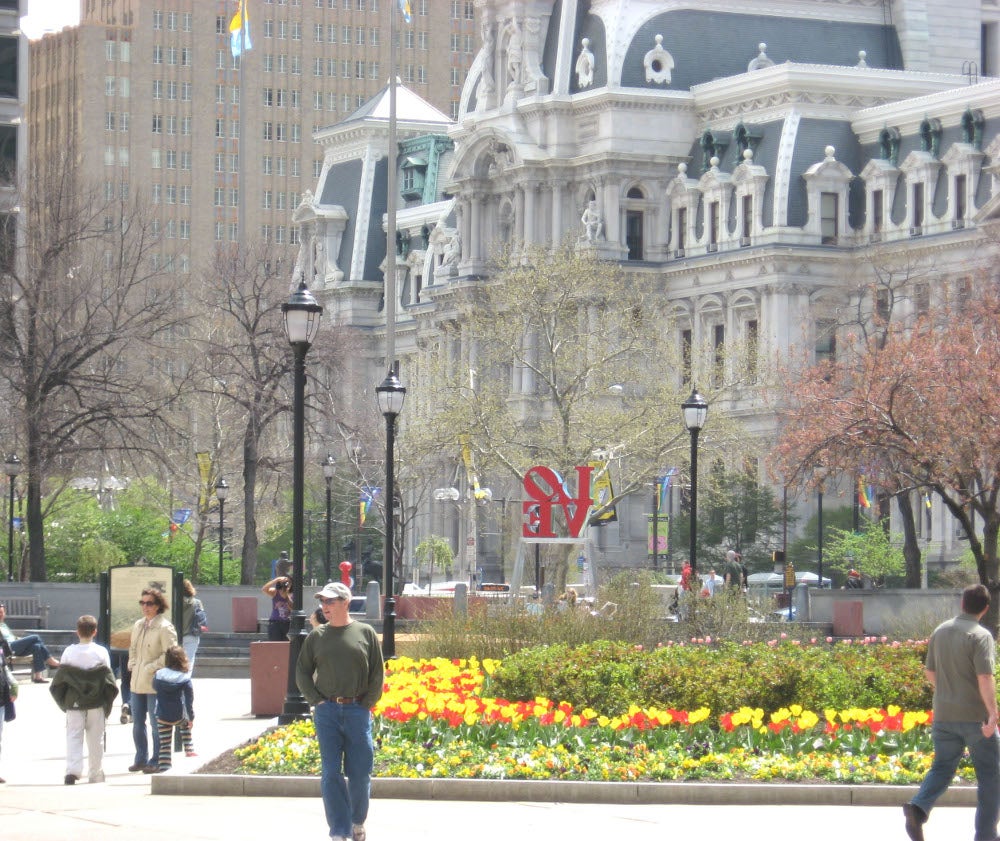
[741,194,752,244]
[912,182,924,231]
[955,173,967,224]
[815,320,836,365]
[872,189,883,233]
[709,201,719,250]
[820,192,838,244]
[625,210,643,260]
[676,207,687,253]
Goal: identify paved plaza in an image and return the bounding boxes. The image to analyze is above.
[0,677,977,841]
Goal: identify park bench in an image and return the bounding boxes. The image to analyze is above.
[3,595,49,629]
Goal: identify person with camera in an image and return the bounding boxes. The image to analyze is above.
[262,574,294,641]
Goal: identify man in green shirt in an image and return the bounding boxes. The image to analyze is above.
[904,584,999,841]
[296,581,384,841]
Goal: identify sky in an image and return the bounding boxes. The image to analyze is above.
[21,0,80,40]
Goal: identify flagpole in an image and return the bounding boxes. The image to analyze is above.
[385,3,398,373]
[237,0,246,252]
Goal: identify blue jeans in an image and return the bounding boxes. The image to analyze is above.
[313,701,373,838]
[182,634,201,672]
[913,720,1000,841]
[10,634,51,673]
[130,693,159,766]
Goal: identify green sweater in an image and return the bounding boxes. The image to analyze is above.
[295,621,384,709]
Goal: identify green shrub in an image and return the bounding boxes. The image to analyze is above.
[489,640,934,715]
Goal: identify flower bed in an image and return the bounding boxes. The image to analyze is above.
[234,655,968,784]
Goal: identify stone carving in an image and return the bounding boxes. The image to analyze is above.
[580,200,604,242]
[576,37,595,88]
[442,229,462,267]
[505,17,523,88]
[747,43,774,72]
[644,34,674,85]
[477,21,496,112]
[856,50,868,68]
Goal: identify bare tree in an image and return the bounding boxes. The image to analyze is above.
[0,150,188,580]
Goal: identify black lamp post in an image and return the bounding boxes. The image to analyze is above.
[322,453,335,583]
[215,477,229,585]
[681,388,708,578]
[279,280,323,724]
[376,369,405,660]
[5,453,21,581]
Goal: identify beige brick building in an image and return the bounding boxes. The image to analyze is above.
[28,0,477,281]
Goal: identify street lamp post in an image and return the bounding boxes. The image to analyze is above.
[215,477,229,585]
[376,370,406,660]
[651,479,661,571]
[5,453,21,581]
[681,389,708,578]
[323,453,335,584]
[279,280,323,724]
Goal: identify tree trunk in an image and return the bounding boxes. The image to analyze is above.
[982,512,1000,638]
[895,490,922,588]
[240,416,259,584]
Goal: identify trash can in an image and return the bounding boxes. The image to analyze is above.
[232,597,259,633]
[833,600,863,637]
[250,641,289,717]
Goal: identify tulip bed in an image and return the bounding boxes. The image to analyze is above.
[233,655,971,784]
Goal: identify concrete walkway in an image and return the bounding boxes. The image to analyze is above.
[0,677,979,841]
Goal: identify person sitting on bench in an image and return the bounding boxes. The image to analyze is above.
[0,603,60,683]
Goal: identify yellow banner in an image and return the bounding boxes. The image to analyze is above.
[196,451,212,511]
[588,460,617,523]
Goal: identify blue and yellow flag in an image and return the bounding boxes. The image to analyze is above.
[398,0,412,24]
[230,0,252,58]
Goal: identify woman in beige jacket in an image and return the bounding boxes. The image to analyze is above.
[127,588,177,773]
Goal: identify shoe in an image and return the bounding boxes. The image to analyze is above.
[903,802,926,841]
[120,703,131,724]
[352,824,366,841]
[89,772,105,783]
[128,763,145,772]
[31,675,49,683]
[143,765,167,774]
[184,750,198,757]
[64,774,78,785]
[0,777,5,783]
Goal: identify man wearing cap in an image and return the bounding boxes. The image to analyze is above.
[296,581,384,841]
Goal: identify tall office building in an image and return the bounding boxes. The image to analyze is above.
[0,0,25,268]
[28,0,478,282]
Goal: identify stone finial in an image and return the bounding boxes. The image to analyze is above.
[748,42,774,72]
[709,156,720,171]
[575,37,595,88]
[678,162,688,175]
[857,50,868,68]
[743,148,754,162]
[824,145,836,160]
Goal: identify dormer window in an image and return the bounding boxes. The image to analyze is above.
[911,183,924,232]
[872,190,883,233]
[732,147,768,248]
[899,149,943,236]
[802,146,852,246]
[919,118,942,157]
[400,155,427,201]
[820,192,838,244]
[941,139,984,230]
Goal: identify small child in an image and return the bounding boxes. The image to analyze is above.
[49,615,118,785]
[151,645,195,772]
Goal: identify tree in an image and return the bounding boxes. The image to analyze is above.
[822,521,906,586]
[409,244,748,588]
[772,282,1000,632]
[0,150,186,579]
[414,534,455,590]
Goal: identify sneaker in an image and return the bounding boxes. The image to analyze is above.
[64,774,78,785]
[352,824,366,841]
[903,802,926,841]
[89,772,105,783]
[120,704,131,724]
[184,750,198,757]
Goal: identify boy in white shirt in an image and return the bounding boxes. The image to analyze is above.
[49,615,118,784]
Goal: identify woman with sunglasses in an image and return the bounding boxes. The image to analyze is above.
[127,588,177,773]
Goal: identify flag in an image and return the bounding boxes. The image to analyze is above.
[360,486,380,526]
[857,477,871,509]
[398,0,412,24]
[658,468,676,513]
[230,0,252,58]
[923,493,932,509]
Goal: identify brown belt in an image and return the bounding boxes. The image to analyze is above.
[330,695,364,704]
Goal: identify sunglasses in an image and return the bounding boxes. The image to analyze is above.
[139,600,156,606]
[319,597,346,605]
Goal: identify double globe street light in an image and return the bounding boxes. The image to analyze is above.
[376,370,405,660]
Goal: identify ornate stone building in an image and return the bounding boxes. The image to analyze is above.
[307,0,1000,583]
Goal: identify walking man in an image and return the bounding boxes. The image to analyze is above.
[296,582,384,841]
[904,583,999,841]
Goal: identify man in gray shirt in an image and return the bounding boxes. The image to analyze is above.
[904,583,999,841]
[296,581,384,841]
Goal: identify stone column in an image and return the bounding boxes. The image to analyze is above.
[523,183,536,246]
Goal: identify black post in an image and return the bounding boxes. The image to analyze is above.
[852,475,860,533]
[817,485,824,587]
[651,480,660,571]
[325,483,332,583]
[6,473,14,582]
[279,342,310,723]
[382,409,397,659]
[534,542,541,596]
[688,428,700,578]
[217,496,225,586]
